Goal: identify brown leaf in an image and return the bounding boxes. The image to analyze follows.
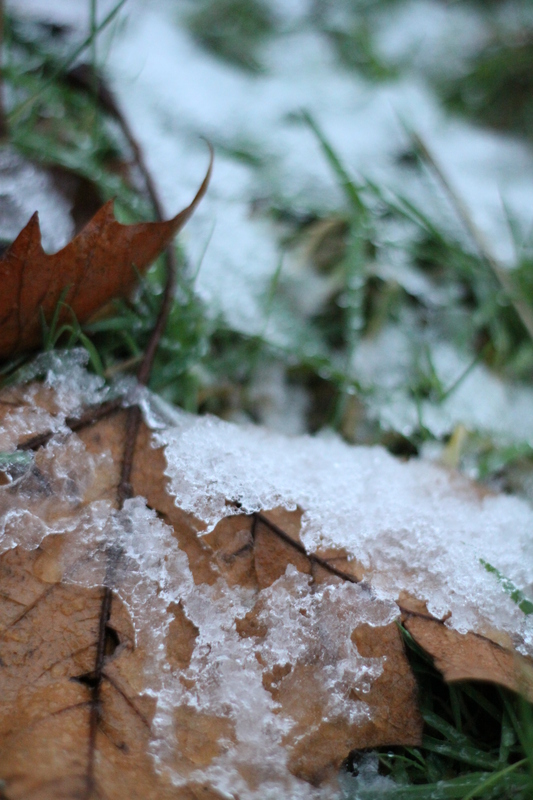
[0,159,212,359]
[0,385,422,800]
[404,615,533,702]
[3,381,533,798]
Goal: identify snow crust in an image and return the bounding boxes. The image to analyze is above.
[65,499,397,799]
[157,409,533,654]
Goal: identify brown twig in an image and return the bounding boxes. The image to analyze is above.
[19,397,122,452]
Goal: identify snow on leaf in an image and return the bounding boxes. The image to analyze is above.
[0,375,421,800]
[156,410,533,658]
[1,366,533,799]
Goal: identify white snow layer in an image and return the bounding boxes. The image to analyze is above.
[0,150,74,252]
[157,409,533,653]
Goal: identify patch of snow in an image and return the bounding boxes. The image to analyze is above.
[6,0,90,28]
[375,0,486,75]
[248,361,310,434]
[0,350,108,454]
[157,408,533,654]
[352,326,533,445]
[22,349,109,414]
[0,435,109,555]
[0,150,74,252]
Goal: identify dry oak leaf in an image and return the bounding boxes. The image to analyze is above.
[0,158,212,359]
[2,380,533,797]
[0,381,422,800]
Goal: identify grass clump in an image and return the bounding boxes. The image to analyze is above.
[185,0,277,72]
[343,630,533,798]
[441,37,533,139]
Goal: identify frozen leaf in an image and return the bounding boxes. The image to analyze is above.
[0,379,422,800]
[156,411,533,660]
[1,373,533,799]
[0,158,211,359]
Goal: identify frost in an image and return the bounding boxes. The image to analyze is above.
[56,497,395,799]
[17,349,109,417]
[156,409,533,654]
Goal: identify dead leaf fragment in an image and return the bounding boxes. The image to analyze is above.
[0,157,211,358]
[404,615,533,702]
[3,382,533,799]
[0,384,422,799]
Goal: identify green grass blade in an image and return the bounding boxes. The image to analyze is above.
[301,109,366,216]
[460,758,526,800]
[421,736,497,771]
[77,332,105,377]
[8,0,127,124]
[480,559,533,615]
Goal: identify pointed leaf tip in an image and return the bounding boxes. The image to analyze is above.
[0,156,212,359]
